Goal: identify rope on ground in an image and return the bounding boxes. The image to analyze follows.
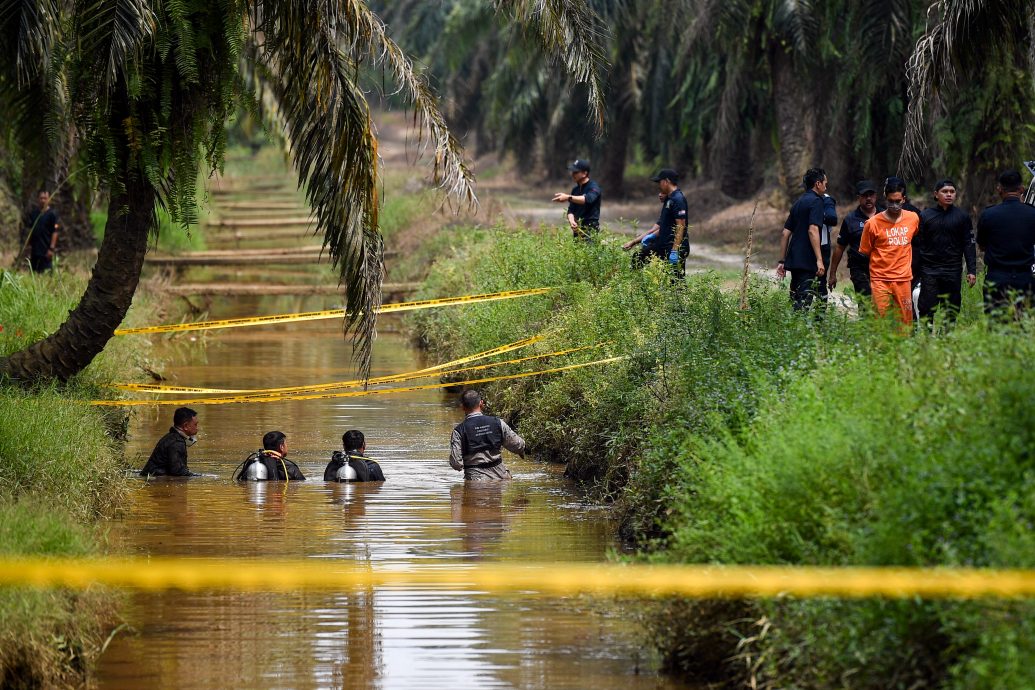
[114,288,555,336]
[2,558,1035,599]
[90,356,626,406]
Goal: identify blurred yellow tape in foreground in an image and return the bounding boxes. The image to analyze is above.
[2,558,1035,599]
[115,287,555,336]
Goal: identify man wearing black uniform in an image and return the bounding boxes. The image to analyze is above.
[24,190,60,272]
[977,169,1035,312]
[324,430,385,482]
[237,431,306,481]
[829,181,879,295]
[552,159,602,239]
[622,169,689,276]
[140,407,200,477]
[449,390,526,481]
[777,168,827,309]
[915,179,977,321]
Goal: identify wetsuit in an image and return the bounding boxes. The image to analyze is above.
[915,204,977,320]
[323,451,385,482]
[567,179,602,238]
[239,450,306,481]
[449,412,525,481]
[140,427,194,477]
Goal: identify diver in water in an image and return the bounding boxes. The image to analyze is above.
[323,430,385,482]
[140,406,200,477]
[235,430,306,481]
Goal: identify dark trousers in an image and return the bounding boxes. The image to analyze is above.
[789,270,823,310]
[984,270,1035,313]
[918,272,962,320]
[29,254,52,272]
[849,266,871,295]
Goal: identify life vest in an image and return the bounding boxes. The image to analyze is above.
[455,415,504,456]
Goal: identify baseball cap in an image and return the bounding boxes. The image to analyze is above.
[567,159,591,173]
[650,168,679,183]
[855,180,877,195]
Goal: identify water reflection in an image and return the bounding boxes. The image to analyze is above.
[95,322,692,689]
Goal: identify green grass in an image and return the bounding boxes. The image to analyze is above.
[412,223,1035,689]
[91,206,206,254]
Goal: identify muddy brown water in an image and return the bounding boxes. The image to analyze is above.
[93,296,691,690]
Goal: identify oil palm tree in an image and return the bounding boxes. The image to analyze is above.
[0,0,606,383]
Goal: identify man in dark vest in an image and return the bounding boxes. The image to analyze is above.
[236,430,306,481]
[324,430,385,482]
[449,389,526,481]
[977,169,1035,313]
[140,406,200,477]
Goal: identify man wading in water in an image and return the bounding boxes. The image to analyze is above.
[449,390,526,481]
[140,406,200,477]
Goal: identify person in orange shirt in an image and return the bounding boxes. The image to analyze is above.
[858,177,921,325]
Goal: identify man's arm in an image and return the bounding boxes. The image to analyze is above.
[500,420,525,458]
[669,219,687,262]
[287,461,306,481]
[449,428,464,471]
[168,441,191,476]
[828,244,846,288]
[776,228,791,278]
[623,223,660,250]
[962,215,978,284]
[808,224,825,276]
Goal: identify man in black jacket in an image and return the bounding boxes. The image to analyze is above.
[977,169,1035,312]
[324,430,385,482]
[237,431,306,481]
[829,181,879,295]
[552,159,602,239]
[916,179,977,321]
[776,168,828,309]
[140,407,199,477]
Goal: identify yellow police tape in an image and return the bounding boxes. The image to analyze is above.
[90,356,626,406]
[114,287,555,336]
[111,334,554,395]
[113,343,601,397]
[2,557,1035,599]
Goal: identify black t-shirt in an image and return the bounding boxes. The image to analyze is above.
[653,188,689,255]
[783,190,825,271]
[837,206,874,270]
[27,207,59,257]
[976,198,1035,273]
[567,179,602,228]
[917,205,977,276]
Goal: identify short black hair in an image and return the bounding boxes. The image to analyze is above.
[884,176,907,195]
[173,407,197,427]
[342,430,365,452]
[999,169,1024,192]
[37,189,49,196]
[803,168,827,190]
[460,389,482,412]
[933,178,956,192]
[263,430,286,451]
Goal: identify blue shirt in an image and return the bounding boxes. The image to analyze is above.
[783,190,825,271]
[567,179,602,228]
[652,189,689,254]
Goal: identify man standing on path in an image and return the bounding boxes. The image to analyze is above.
[915,179,977,322]
[140,407,200,477]
[24,189,60,273]
[976,169,1035,312]
[449,390,525,481]
[552,159,602,240]
[829,181,879,295]
[622,169,689,276]
[776,168,827,309]
[858,177,922,325]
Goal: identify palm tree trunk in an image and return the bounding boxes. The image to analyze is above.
[0,175,155,382]
[771,46,815,202]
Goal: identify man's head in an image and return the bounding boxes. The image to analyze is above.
[650,168,679,194]
[933,178,957,208]
[460,389,483,413]
[803,168,828,194]
[567,159,590,185]
[37,190,50,208]
[342,430,365,453]
[263,430,287,455]
[883,176,907,216]
[855,180,878,213]
[173,406,198,435]
[997,169,1025,198]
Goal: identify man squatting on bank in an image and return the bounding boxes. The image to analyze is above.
[450,389,526,481]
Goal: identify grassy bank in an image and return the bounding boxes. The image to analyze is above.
[412,226,1035,688]
[0,269,160,687]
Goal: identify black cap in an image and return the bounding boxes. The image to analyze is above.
[567,159,591,173]
[855,180,877,195]
[650,168,679,183]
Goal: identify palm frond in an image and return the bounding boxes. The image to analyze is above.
[495,0,610,132]
[0,0,60,84]
[74,0,156,93]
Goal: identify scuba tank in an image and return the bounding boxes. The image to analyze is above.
[336,462,359,482]
[239,451,268,481]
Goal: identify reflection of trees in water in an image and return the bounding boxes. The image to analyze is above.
[326,586,383,689]
[450,482,529,558]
